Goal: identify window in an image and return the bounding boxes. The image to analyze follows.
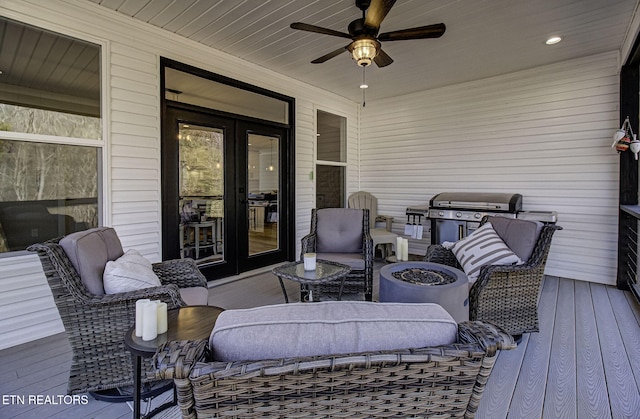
[316,110,346,208]
[0,18,101,253]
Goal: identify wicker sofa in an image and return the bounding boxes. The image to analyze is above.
[155,302,515,419]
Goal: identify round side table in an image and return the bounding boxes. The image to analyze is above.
[124,305,224,419]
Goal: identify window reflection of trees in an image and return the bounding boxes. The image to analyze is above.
[0,139,98,252]
[179,127,224,197]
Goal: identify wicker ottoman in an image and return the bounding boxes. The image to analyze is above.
[379,262,469,322]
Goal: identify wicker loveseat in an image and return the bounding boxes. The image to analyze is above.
[155,302,515,419]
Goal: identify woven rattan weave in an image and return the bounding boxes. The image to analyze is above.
[28,237,208,395]
[155,321,515,419]
[424,217,562,335]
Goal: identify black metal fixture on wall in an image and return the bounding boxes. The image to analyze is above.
[617,60,640,300]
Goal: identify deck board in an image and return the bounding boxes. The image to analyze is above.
[543,277,577,418]
[476,332,529,417]
[505,276,558,418]
[591,283,640,418]
[1,267,640,419]
[575,280,611,419]
[608,286,640,393]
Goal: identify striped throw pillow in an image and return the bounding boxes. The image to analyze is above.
[450,222,523,283]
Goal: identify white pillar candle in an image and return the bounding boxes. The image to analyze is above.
[135,299,150,337]
[402,238,409,261]
[156,302,168,334]
[303,252,316,271]
[142,301,158,341]
[396,237,403,260]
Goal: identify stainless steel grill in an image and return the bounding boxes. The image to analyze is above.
[428,192,522,244]
[406,192,557,245]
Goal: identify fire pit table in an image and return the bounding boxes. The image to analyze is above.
[379,262,469,323]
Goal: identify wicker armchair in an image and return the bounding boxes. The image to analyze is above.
[424,217,562,335]
[28,228,208,396]
[301,208,373,301]
[154,321,515,419]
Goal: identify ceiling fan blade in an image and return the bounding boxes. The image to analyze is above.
[364,0,397,30]
[311,45,350,64]
[378,23,446,41]
[374,48,393,67]
[290,22,352,39]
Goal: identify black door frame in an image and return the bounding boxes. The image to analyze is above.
[237,120,290,272]
[160,58,295,280]
[162,105,238,279]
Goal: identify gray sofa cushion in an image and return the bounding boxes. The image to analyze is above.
[210,301,458,362]
[60,227,124,295]
[487,216,543,262]
[316,208,363,253]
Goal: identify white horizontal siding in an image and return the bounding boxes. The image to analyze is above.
[361,51,620,285]
[0,254,63,350]
[109,41,162,261]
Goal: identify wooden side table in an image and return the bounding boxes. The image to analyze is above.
[124,305,224,419]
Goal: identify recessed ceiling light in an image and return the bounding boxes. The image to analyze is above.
[360,83,368,89]
[546,36,562,45]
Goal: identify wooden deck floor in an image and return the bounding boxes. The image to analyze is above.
[1,266,639,418]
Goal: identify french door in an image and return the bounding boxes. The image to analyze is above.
[162,105,291,280]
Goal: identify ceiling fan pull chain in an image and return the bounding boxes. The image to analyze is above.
[361,66,367,107]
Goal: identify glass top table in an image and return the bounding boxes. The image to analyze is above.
[272,259,351,303]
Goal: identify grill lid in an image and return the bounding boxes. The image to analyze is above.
[430,192,523,212]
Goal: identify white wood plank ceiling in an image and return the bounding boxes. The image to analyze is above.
[5,0,640,103]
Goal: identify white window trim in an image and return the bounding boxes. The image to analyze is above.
[314,106,349,207]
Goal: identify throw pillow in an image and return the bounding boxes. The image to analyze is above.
[103,249,161,294]
[450,222,523,283]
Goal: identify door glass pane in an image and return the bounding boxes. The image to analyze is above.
[178,123,224,265]
[248,133,279,255]
[315,165,345,208]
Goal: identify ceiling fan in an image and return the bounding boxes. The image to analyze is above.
[290,0,446,68]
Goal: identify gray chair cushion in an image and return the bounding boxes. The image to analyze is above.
[487,216,543,262]
[316,253,365,270]
[60,227,124,295]
[316,208,363,253]
[210,301,458,362]
[179,286,209,306]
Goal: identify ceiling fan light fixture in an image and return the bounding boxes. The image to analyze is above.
[350,38,379,67]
